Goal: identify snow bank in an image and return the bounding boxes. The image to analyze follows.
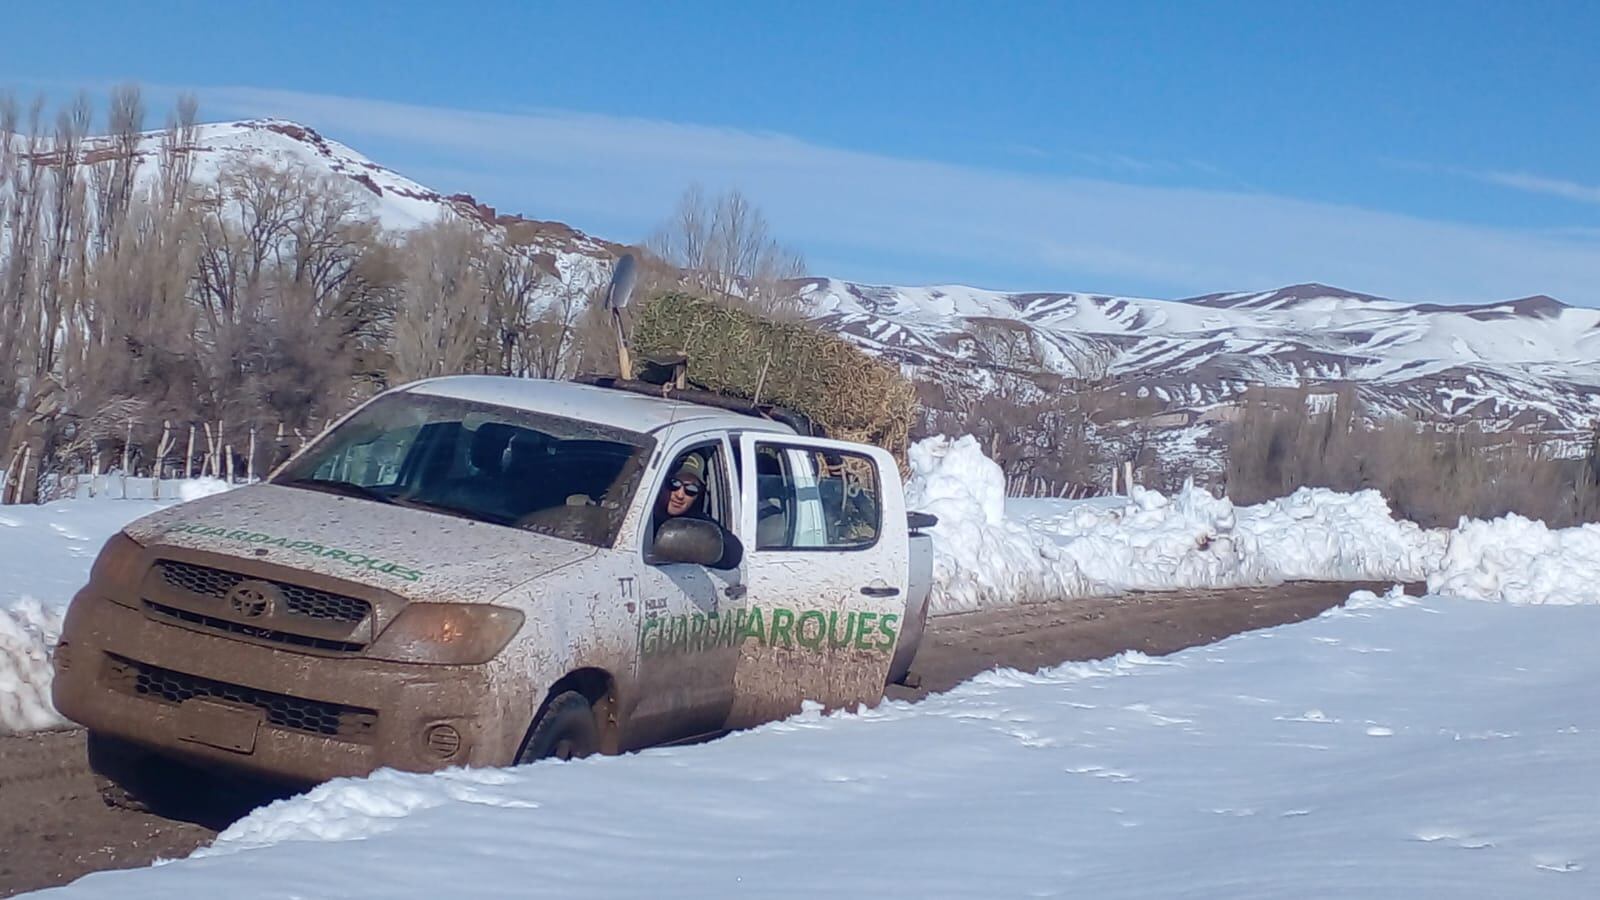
[0,486,230,733]
[907,435,1447,613]
[905,436,1087,608]
[1233,486,1448,580]
[1429,515,1600,605]
[0,597,67,731]
[44,594,1600,899]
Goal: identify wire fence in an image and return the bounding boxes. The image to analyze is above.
[1,419,324,505]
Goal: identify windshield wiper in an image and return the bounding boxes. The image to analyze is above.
[276,477,396,504]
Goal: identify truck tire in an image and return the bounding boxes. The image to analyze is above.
[516,691,600,763]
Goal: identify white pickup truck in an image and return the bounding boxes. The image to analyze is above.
[52,375,934,795]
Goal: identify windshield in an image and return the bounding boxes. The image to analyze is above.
[273,391,654,547]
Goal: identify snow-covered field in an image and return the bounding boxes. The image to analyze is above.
[37,588,1600,898]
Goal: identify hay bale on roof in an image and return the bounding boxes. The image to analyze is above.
[630,292,915,462]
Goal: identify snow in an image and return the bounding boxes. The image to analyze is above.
[1429,514,1600,605]
[157,120,448,232]
[39,591,1600,898]
[0,484,229,733]
[0,597,66,733]
[905,435,1445,613]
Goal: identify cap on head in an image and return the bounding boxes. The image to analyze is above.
[673,453,705,484]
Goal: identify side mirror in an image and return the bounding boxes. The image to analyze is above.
[654,518,741,569]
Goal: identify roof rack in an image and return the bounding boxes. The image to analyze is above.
[574,373,827,439]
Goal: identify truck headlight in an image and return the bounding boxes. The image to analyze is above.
[89,532,147,607]
[366,604,524,665]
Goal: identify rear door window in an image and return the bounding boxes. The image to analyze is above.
[752,443,881,550]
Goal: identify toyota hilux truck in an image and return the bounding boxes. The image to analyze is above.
[52,375,934,799]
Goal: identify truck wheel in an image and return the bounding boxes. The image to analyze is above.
[85,732,179,813]
[516,690,600,763]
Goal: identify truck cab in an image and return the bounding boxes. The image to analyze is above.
[52,375,933,792]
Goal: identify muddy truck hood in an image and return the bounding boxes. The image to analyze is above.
[122,484,597,605]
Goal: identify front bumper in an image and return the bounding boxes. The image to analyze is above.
[53,592,508,784]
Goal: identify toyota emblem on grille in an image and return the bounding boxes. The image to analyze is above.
[226,581,278,619]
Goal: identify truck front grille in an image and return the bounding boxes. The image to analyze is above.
[103,654,377,742]
[157,560,372,624]
[143,601,366,653]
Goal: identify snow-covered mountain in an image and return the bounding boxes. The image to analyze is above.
[74,119,1600,439]
[800,279,1600,435]
[59,117,619,290]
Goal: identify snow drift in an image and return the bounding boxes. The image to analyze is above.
[1429,514,1600,605]
[0,489,227,734]
[905,435,1447,613]
[0,597,66,732]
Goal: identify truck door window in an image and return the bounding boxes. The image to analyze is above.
[646,443,736,564]
[755,445,881,550]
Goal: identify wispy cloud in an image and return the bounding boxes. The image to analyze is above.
[1386,157,1600,207]
[1066,151,1225,179]
[1469,170,1600,206]
[193,86,1600,306]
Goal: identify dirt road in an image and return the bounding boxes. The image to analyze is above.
[0,580,1404,897]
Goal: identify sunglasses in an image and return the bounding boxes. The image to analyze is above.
[670,478,703,497]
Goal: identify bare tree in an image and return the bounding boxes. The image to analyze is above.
[0,92,24,424]
[156,94,199,211]
[389,217,491,382]
[646,185,806,315]
[36,94,92,381]
[91,83,145,254]
[520,280,589,380]
[1,97,48,407]
[478,245,577,378]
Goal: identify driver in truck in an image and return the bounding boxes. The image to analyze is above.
[655,453,707,526]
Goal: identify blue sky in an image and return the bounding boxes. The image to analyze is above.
[5,1,1599,304]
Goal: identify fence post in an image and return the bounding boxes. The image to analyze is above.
[211,422,220,478]
[247,425,258,482]
[154,421,174,500]
[19,446,33,504]
[120,419,134,499]
[1,446,23,504]
[185,424,196,480]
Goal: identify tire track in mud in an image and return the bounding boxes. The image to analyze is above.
[0,729,216,899]
[0,729,91,788]
[885,580,1413,702]
[0,580,1409,897]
